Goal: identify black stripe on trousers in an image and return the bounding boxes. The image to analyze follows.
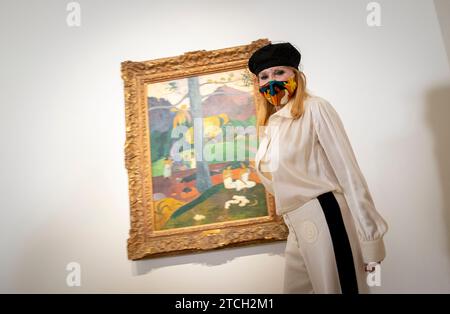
[317,191,359,294]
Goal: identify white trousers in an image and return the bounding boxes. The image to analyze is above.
[282,190,370,294]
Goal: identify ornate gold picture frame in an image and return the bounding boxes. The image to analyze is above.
[121,38,288,260]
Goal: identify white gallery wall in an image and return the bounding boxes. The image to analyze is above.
[0,0,449,293]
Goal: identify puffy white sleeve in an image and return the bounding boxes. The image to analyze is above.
[311,98,388,264]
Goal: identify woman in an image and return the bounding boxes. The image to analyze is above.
[248,42,388,294]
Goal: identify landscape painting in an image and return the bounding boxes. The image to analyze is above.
[147,69,269,231]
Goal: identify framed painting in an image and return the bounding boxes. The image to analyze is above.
[121,38,288,260]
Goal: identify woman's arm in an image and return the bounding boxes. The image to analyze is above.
[310,97,389,264]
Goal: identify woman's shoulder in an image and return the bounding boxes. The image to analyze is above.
[304,93,334,114]
[305,93,332,108]
[304,93,341,126]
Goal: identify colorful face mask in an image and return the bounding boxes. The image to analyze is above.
[259,75,297,106]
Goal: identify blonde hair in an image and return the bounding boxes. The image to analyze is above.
[252,67,310,136]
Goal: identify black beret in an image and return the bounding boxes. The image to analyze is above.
[248,42,301,76]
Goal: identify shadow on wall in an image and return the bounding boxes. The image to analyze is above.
[131,241,286,276]
[425,84,450,260]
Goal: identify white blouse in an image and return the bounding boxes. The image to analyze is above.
[254,94,388,263]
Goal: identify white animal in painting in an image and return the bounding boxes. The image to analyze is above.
[224,195,250,209]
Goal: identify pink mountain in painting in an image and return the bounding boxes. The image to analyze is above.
[201,85,254,120]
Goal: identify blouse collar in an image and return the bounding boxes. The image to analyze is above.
[270,97,295,119]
